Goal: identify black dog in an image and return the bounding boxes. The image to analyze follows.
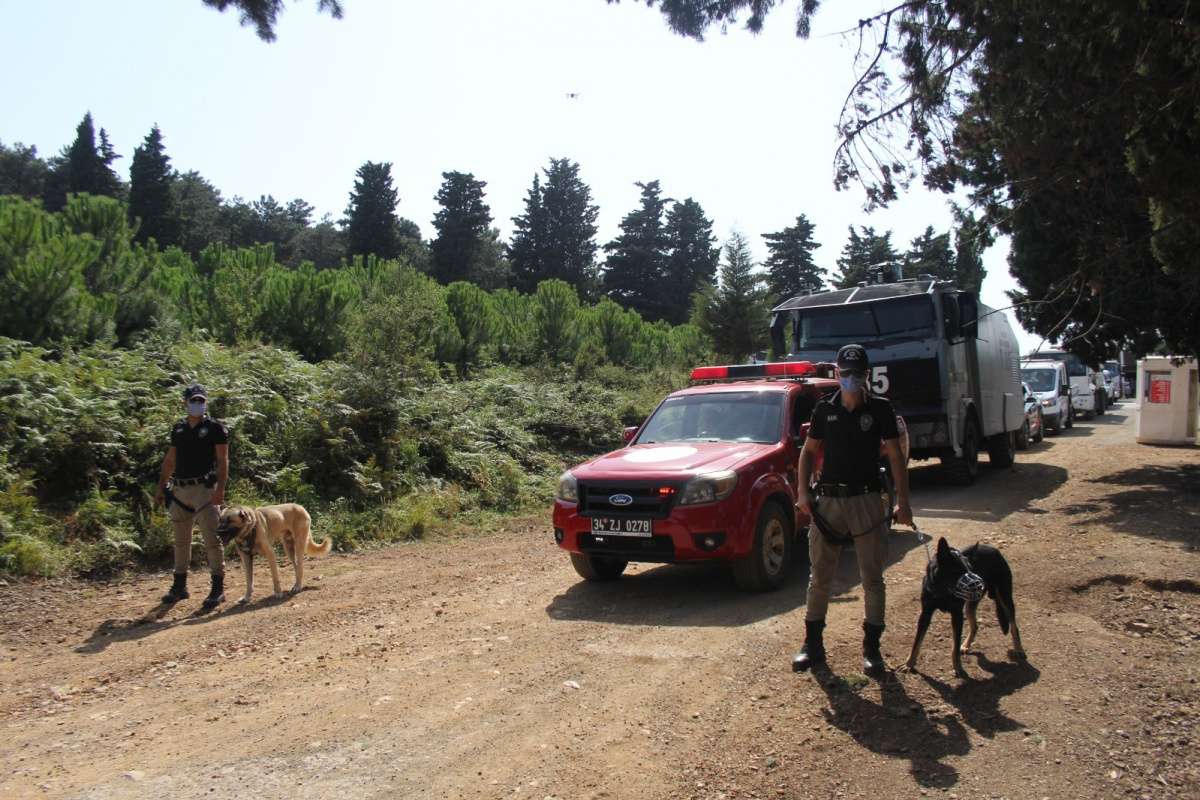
[898,537,1025,678]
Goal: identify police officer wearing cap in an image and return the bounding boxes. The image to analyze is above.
[154,384,230,609]
[793,344,912,674]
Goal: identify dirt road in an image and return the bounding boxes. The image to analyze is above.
[2,404,1197,800]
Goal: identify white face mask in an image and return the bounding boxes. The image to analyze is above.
[186,400,206,417]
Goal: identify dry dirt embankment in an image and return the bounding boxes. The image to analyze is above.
[1,403,1197,799]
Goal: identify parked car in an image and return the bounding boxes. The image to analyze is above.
[1017,382,1044,449]
[1020,359,1073,434]
[1102,369,1120,403]
[1103,360,1125,399]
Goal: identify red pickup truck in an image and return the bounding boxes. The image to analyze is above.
[552,361,907,591]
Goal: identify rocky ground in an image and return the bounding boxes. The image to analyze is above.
[1,403,1197,799]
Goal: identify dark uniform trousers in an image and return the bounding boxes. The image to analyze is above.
[805,493,889,626]
[168,483,224,576]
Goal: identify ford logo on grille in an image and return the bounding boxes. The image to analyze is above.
[609,493,634,507]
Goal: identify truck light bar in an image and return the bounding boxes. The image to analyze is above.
[690,361,816,381]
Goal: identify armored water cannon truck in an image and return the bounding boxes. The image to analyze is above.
[770,278,1024,484]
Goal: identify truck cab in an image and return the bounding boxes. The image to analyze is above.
[770,279,1023,485]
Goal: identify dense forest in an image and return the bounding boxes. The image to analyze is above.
[0,111,981,579]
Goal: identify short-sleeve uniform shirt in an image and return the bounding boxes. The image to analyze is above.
[170,417,229,479]
[808,391,899,485]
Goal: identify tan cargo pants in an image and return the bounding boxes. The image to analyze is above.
[168,482,224,576]
[805,492,890,626]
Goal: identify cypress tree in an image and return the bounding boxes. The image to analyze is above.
[48,113,123,210]
[602,180,671,320]
[344,161,401,260]
[128,125,178,246]
[762,214,824,303]
[508,173,548,294]
[902,226,955,282]
[833,226,898,288]
[541,158,599,296]
[697,231,768,361]
[430,171,494,285]
[663,197,719,324]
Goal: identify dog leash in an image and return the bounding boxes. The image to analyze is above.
[909,522,934,563]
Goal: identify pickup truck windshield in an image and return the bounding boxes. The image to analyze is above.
[637,392,784,444]
[796,296,936,348]
[1021,368,1057,392]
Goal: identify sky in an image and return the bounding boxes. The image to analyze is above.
[1,0,1040,352]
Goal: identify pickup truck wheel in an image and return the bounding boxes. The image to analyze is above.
[569,552,627,581]
[987,428,1016,467]
[941,418,980,485]
[1015,419,1030,451]
[732,503,792,592]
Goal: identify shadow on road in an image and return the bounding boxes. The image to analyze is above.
[811,667,967,790]
[545,532,922,627]
[907,461,1069,523]
[1063,462,1200,547]
[76,586,306,655]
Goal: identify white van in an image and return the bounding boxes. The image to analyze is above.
[1021,359,1073,433]
[1024,349,1104,418]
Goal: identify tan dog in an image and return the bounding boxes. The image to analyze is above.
[216,504,332,603]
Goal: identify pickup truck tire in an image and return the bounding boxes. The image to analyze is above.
[732,503,792,592]
[569,552,627,581]
[987,429,1016,467]
[941,418,980,485]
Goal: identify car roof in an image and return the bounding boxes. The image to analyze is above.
[669,379,838,398]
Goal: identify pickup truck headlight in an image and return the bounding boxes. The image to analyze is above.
[678,470,739,506]
[555,471,578,503]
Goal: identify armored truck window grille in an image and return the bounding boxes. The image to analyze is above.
[637,392,784,444]
[796,296,936,349]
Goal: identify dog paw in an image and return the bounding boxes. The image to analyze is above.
[237,597,250,606]
[954,667,970,680]
[896,662,918,674]
[289,585,302,595]
[959,643,972,655]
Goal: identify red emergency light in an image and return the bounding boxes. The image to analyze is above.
[689,361,816,381]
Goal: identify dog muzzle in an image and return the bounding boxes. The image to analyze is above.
[953,572,986,602]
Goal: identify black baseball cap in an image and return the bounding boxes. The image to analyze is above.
[835,344,869,372]
[183,383,208,401]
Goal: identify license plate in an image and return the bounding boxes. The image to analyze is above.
[590,517,651,537]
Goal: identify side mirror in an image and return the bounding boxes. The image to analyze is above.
[622,426,639,443]
[1061,385,1070,396]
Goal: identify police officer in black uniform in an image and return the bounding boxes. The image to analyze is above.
[793,344,912,674]
[154,384,230,609]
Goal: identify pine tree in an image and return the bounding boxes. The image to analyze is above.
[952,209,991,293]
[833,226,898,288]
[902,226,955,282]
[344,161,401,260]
[430,171,494,285]
[541,158,599,295]
[200,0,344,42]
[602,180,671,320]
[173,170,224,256]
[697,231,768,361]
[762,214,824,304]
[663,198,719,324]
[508,172,548,293]
[128,125,178,246]
[50,113,123,210]
[0,141,49,199]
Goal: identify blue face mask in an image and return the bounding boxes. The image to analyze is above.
[839,375,865,394]
[187,400,207,417]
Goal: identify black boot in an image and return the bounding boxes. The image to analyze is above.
[161,572,189,603]
[792,619,826,672]
[863,621,886,674]
[201,574,225,610]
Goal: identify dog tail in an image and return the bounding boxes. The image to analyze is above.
[307,536,333,557]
